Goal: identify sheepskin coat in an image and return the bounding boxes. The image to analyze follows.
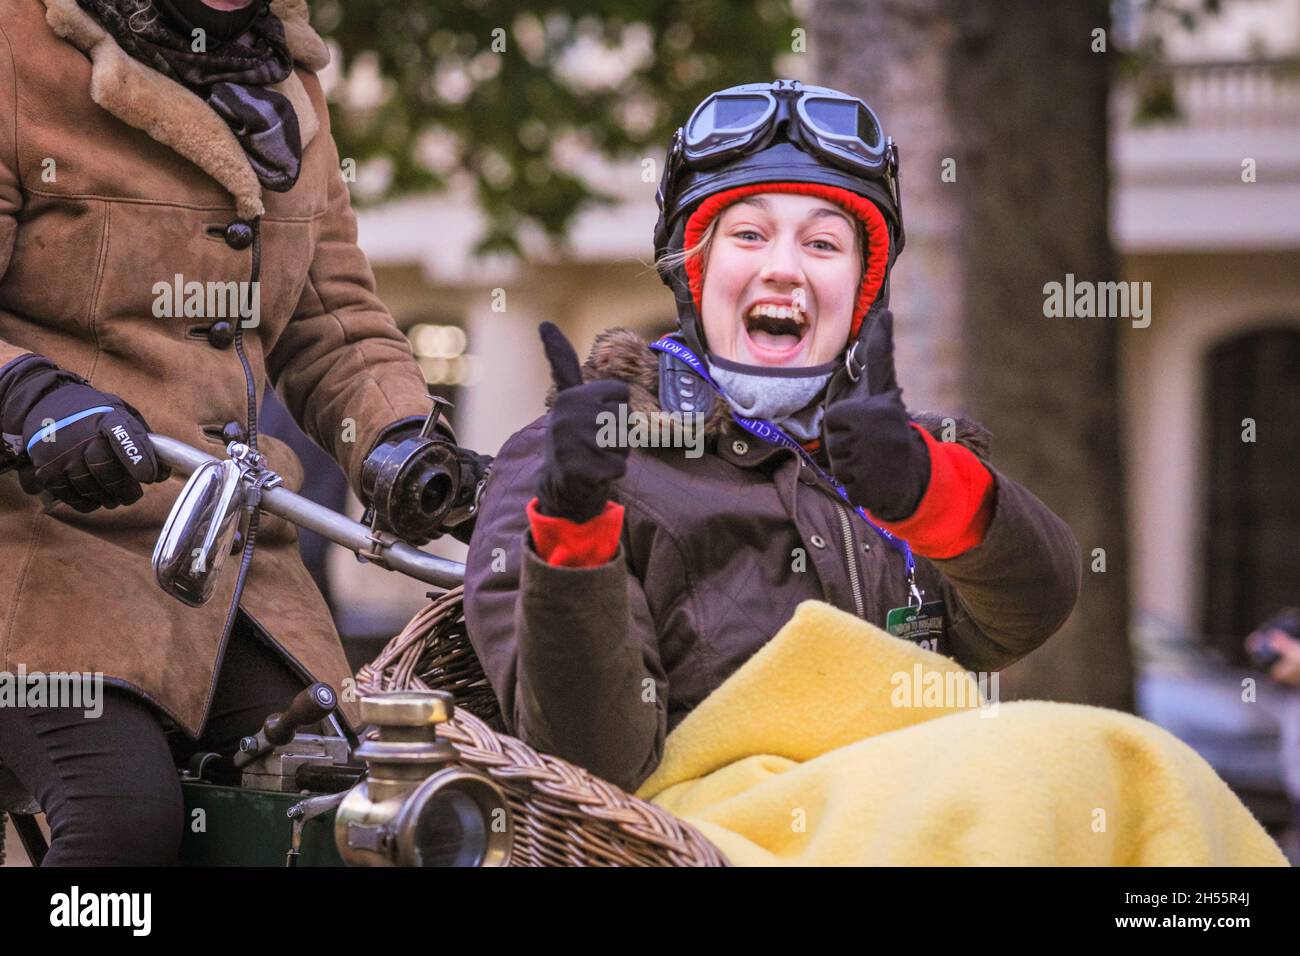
[0,0,437,734]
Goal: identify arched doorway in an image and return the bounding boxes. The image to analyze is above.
[1201,324,1300,662]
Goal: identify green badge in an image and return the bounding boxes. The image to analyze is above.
[886,601,947,653]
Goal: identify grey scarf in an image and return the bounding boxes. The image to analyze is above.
[706,354,838,442]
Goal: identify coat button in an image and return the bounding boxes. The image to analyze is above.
[810,534,826,549]
[221,421,247,444]
[862,541,872,552]
[731,440,749,455]
[206,320,235,349]
[223,220,254,250]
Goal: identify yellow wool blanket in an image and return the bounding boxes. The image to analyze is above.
[634,601,1288,866]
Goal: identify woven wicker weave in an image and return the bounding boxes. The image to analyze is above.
[356,588,727,867]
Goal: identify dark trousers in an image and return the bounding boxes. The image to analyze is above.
[0,611,305,866]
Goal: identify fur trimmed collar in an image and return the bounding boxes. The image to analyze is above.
[42,0,328,219]
[552,327,993,460]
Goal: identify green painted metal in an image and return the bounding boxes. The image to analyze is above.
[180,782,345,867]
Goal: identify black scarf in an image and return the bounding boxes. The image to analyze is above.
[76,0,302,192]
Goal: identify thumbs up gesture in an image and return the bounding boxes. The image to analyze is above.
[535,322,631,523]
[824,310,931,522]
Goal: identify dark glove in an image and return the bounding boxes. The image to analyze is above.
[536,322,630,523]
[824,310,931,522]
[0,354,166,512]
[365,414,431,458]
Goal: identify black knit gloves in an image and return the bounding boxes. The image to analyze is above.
[824,311,931,522]
[535,322,630,523]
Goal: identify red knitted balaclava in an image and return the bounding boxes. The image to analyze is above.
[682,181,891,344]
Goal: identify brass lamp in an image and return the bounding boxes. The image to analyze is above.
[335,691,512,867]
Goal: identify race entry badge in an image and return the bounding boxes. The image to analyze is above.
[886,601,947,652]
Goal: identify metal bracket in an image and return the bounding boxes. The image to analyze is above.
[285,790,350,867]
[358,526,401,568]
[465,465,492,520]
[345,821,392,855]
[226,441,284,493]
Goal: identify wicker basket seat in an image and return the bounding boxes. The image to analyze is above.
[356,588,727,867]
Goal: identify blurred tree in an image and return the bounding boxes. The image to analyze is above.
[812,0,1133,709]
[320,0,796,254]
[1115,0,1247,125]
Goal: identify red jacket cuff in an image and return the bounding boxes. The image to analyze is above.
[870,424,996,559]
[526,497,625,568]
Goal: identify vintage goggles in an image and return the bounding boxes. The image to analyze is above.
[683,81,892,173]
[658,80,900,227]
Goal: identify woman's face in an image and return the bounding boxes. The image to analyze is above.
[699,193,860,367]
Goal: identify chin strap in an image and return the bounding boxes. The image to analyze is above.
[657,333,715,419]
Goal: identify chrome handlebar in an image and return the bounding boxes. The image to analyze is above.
[149,434,466,591]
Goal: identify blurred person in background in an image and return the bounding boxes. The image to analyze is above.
[1247,608,1300,688]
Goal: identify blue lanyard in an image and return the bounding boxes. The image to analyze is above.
[650,336,921,606]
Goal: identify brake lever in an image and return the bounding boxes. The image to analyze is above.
[234,682,340,769]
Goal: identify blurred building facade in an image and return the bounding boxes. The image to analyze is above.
[1114,0,1300,656]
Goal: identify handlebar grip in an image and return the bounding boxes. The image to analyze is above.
[264,682,338,747]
